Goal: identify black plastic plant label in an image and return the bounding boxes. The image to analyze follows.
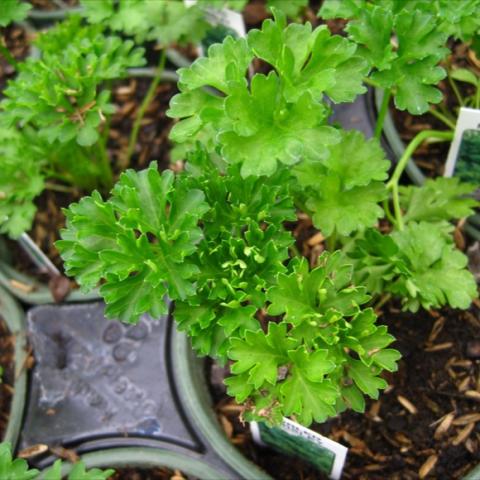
[250,418,348,480]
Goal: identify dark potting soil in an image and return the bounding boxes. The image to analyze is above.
[110,468,191,480]
[0,315,15,441]
[212,303,480,480]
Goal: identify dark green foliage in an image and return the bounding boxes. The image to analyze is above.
[319,0,463,114]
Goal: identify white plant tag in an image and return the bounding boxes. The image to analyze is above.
[445,107,480,182]
[250,418,348,480]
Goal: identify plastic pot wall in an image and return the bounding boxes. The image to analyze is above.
[20,302,270,480]
[0,286,27,448]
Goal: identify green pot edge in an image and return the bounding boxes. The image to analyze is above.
[0,286,27,449]
[0,260,101,305]
[37,447,229,480]
[171,326,272,480]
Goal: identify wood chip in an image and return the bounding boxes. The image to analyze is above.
[219,414,233,439]
[453,413,480,426]
[397,395,418,414]
[218,403,243,414]
[465,390,480,401]
[17,444,48,458]
[419,455,438,479]
[49,446,79,463]
[427,317,445,344]
[368,400,382,422]
[466,438,476,454]
[306,232,324,247]
[452,423,475,446]
[434,412,455,439]
[458,377,471,392]
[10,279,34,293]
[425,342,453,352]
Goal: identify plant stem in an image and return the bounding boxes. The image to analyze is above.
[373,293,392,313]
[363,77,381,88]
[44,169,74,185]
[386,129,454,230]
[0,42,18,69]
[97,141,113,190]
[326,230,337,252]
[374,89,391,140]
[44,181,77,193]
[382,199,397,226]
[289,244,301,258]
[126,49,167,165]
[447,71,465,107]
[476,86,480,109]
[428,107,456,130]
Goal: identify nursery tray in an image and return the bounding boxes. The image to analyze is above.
[19,302,241,477]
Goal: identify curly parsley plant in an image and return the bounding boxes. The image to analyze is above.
[58,11,478,426]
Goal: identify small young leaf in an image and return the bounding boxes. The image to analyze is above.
[400,177,479,223]
[450,68,478,86]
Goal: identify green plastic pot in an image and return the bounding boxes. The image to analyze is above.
[38,448,245,480]
[31,322,270,480]
[0,259,101,305]
[0,286,27,448]
[171,327,271,479]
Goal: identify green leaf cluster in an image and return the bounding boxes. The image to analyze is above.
[58,151,295,358]
[80,0,211,46]
[167,10,367,176]
[0,0,31,27]
[350,177,479,311]
[1,15,145,147]
[319,0,454,114]
[57,13,479,429]
[175,151,296,360]
[0,128,44,238]
[408,0,480,42]
[0,15,146,238]
[58,162,209,323]
[225,253,399,426]
[294,129,389,236]
[0,442,114,480]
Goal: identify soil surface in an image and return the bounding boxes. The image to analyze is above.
[0,316,15,441]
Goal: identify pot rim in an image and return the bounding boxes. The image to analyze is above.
[0,286,27,448]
